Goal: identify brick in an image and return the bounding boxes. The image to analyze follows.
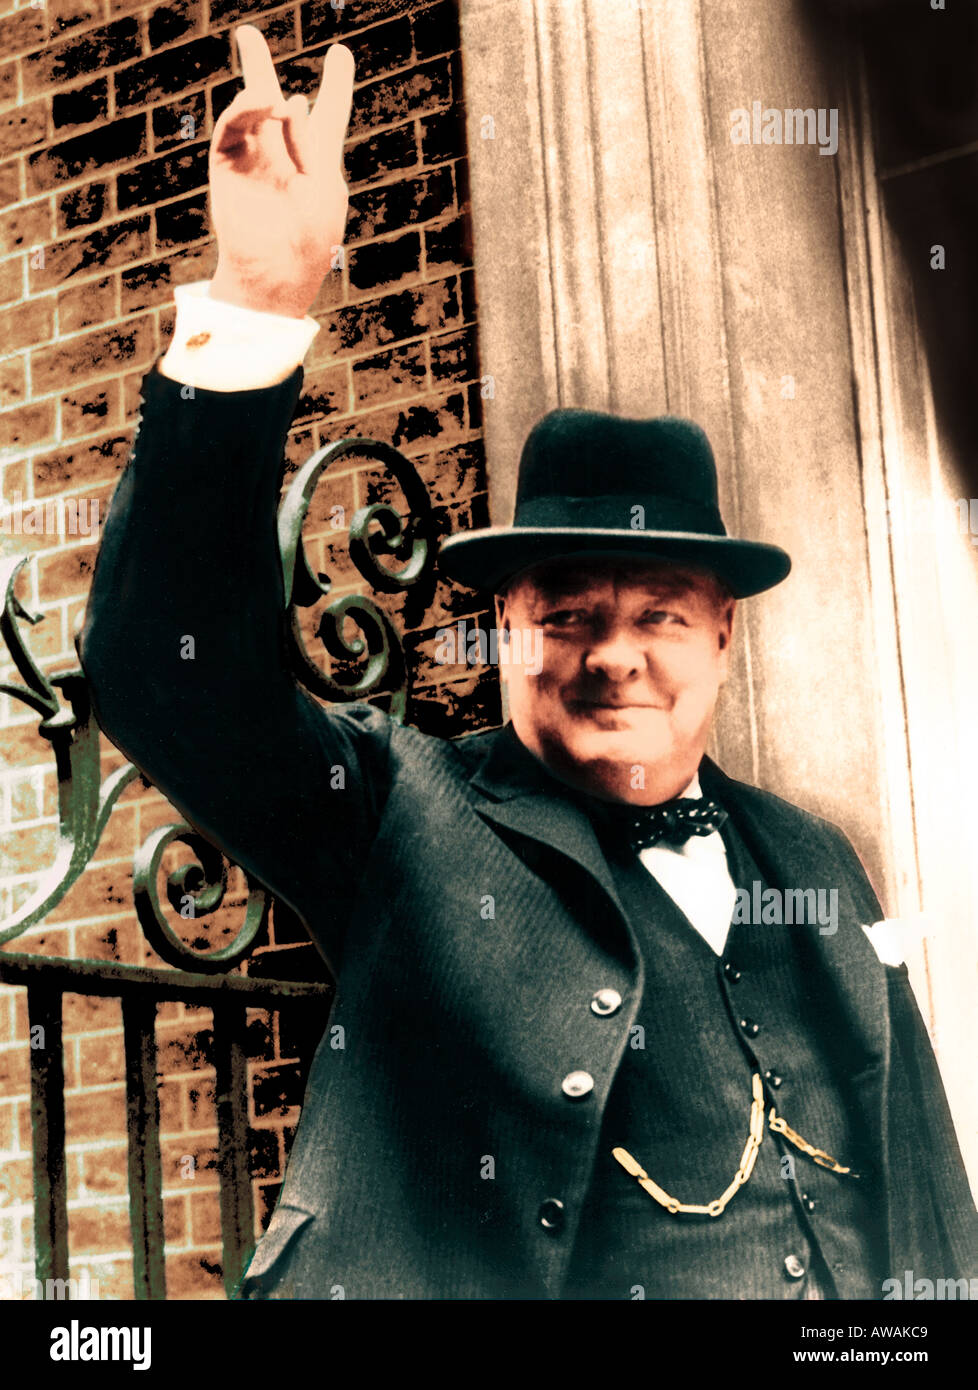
[344,122,418,188]
[164,1248,223,1300]
[163,1192,189,1245]
[63,994,120,1033]
[51,1,104,36]
[251,1062,301,1119]
[0,353,27,407]
[115,144,209,212]
[0,159,21,208]
[120,244,213,313]
[154,192,209,250]
[346,166,454,243]
[351,57,453,141]
[245,6,298,59]
[21,19,142,98]
[115,35,231,112]
[77,1032,125,1087]
[0,101,48,161]
[212,0,290,23]
[74,1145,127,1199]
[0,296,55,354]
[57,275,119,335]
[51,78,110,135]
[151,92,208,153]
[425,214,468,271]
[33,430,132,497]
[56,180,112,235]
[356,388,467,458]
[0,198,54,255]
[148,0,204,50]
[292,362,350,424]
[311,275,461,363]
[61,381,121,440]
[300,0,417,46]
[0,400,56,454]
[67,1202,132,1256]
[429,324,479,384]
[419,106,466,166]
[31,314,155,395]
[0,8,47,57]
[31,216,148,296]
[0,63,15,107]
[347,228,420,297]
[351,340,426,409]
[280,20,412,96]
[0,256,23,305]
[26,117,148,196]
[413,0,460,60]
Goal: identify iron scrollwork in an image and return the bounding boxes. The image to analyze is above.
[0,435,437,961]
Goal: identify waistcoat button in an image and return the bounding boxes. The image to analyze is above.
[784,1254,806,1280]
[561,1070,594,1098]
[590,989,622,1016]
[739,1018,760,1038]
[764,1069,783,1088]
[723,961,742,982]
[538,1198,565,1231]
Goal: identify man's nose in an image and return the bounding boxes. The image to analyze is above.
[583,630,645,681]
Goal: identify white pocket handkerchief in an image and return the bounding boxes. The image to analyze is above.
[860,915,926,968]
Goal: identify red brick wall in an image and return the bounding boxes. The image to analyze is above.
[0,0,496,1299]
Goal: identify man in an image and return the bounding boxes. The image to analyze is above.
[79,29,977,1300]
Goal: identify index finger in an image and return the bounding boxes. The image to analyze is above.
[236,24,284,106]
[308,43,355,162]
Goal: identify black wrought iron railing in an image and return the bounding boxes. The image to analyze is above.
[0,433,441,1298]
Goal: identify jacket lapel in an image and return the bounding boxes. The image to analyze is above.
[466,723,635,958]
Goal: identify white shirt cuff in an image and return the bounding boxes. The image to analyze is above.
[158,281,320,392]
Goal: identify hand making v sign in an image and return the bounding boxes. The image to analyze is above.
[208,26,356,320]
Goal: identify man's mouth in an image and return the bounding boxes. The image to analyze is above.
[571,697,665,711]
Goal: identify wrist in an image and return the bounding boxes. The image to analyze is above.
[209,264,318,320]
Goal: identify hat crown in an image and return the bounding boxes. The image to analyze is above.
[517,408,721,513]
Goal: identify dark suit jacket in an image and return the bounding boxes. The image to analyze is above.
[79,365,978,1299]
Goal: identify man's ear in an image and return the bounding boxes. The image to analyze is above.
[494,589,509,632]
[717,599,736,679]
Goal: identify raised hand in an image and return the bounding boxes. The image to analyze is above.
[209,26,355,319]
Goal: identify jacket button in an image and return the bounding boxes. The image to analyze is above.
[538,1198,565,1232]
[723,961,742,982]
[764,1069,783,1088]
[590,989,622,1017]
[801,1192,817,1213]
[739,1018,760,1038]
[561,1070,594,1099]
[784,1254,806,1280]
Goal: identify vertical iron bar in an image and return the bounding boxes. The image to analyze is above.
[122,994,166,1299]
[212,1000,254,1297]
[27,986,68,1291]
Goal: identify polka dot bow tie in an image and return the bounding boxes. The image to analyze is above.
[621,798,728,853]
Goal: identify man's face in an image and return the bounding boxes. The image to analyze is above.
[495,557,735,804]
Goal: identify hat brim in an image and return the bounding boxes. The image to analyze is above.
[437,527,791,599]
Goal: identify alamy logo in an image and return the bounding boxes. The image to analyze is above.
[733,881,838,935]
[882,1270,977,1300]
[434,621,543,676]
[0,491,99,538]
[730,102,839,156]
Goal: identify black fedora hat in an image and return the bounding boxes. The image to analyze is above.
[437,408,791,598]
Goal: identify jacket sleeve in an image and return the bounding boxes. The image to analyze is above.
[79,362,394,973]
[883,961,978,1283]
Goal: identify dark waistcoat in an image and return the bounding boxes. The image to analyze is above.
[562,810,889,1300]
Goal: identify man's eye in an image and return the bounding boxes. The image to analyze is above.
[640,610,684,626]
[541,609,586,627]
